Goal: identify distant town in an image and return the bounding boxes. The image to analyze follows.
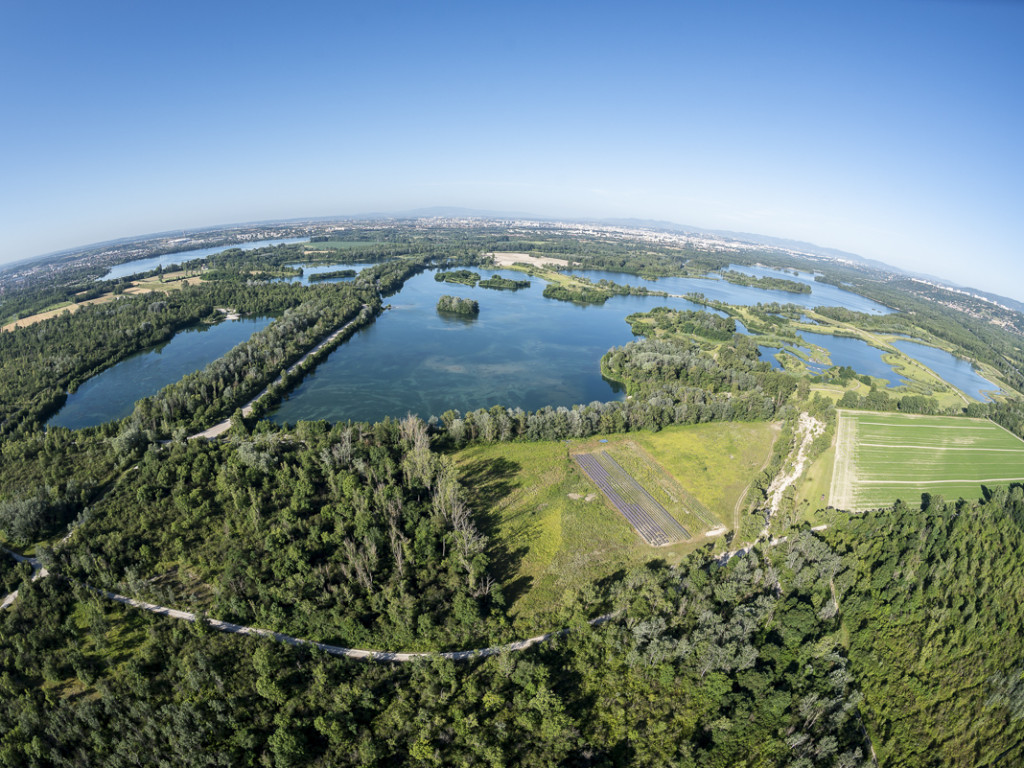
[3,215,1022,336]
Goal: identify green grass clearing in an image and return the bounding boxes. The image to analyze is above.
[575,440,718,533]
[454,421,779,628]
[793,442,836,523]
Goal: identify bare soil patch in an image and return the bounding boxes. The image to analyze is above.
[484,251,573,269]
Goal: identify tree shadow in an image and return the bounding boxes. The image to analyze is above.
[460,457,521,512]
[459,456,533,604]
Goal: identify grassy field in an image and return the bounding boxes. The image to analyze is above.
[582,441,719,530]
[572,451,693,546]
[793,442,836,523]
[125,271,203,294]
[454,421,778,626]
[2,272,205,330]
[1,297,115,331]
[829,409,1024,511]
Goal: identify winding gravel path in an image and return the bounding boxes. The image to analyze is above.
[99,589,617,661]
[0,550,47,610]
[1,548,615,662]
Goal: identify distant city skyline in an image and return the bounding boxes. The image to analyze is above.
[1,1,1021,301]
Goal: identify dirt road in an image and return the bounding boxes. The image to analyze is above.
[191,306,369,440]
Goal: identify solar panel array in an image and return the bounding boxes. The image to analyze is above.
[628,449,719,529]
[674,484,718,529]
[573,451,691,546]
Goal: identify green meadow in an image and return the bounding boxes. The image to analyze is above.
[829,410,1024,511]
[454,421,779,627]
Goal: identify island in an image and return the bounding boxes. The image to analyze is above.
[478,274,530,291]
[307,268,357,282]
[436,294,479,315]
[1,218,1023,767]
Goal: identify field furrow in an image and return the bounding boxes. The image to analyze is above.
[573,452,690,546]
[829,410,1024,511]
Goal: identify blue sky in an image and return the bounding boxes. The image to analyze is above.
[2,1,1022,300]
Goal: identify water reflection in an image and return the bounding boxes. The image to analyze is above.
[892,339,998,401]
[47,317,273,429]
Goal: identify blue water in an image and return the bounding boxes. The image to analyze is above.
[71,255,991,428]
[278,262,378,286]
[728,264,818,286]
[267,269,714,425]
[101,238,308,281]
[564,265,892,315]
[891,339,998,401]
[47,317,273,429]
[802,332,906,386]
[757,345,826,374]
[758,347,785,371]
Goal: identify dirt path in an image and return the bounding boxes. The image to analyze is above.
[1,547,616,662]
[99,589,617,661]
[0,549,48,610]
[765,413,825,517]
[191,306,369,439]
[732,423,784,534]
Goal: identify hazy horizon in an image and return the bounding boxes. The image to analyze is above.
[2,1,1021,300]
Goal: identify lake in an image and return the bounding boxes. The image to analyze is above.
[563,264,892,315]
[266,269,715,425]
[267,266,905,425]
[278,262,379,286]
[62,259,991,429]
[758,346,786,371]
[47,316,273,429]
[891,339,998,401]
[757,345,827,374]
[802,332,906,386]
[101,238,308,281]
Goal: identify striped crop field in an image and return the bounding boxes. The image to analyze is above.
[829,410,1024,511]
[573,451,691,546]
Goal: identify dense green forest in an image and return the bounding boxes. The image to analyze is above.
[2,222,1024,766]
[2,531,879,767]
[11,495,1021,766]
[719,270,812,293]
[307,269,357,282]
[823,492,1024,765]
[436,295,480,316]
[626,306,738,342]
[54,418,504,651]
[434,270,481,286]
[479,274,531,291]
[542,277,667,306]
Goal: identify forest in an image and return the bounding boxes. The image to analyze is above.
[434,270,481,286]
[541,277,667,306]
[478,275,531,291]
[719,270,812,294]
[2,222,1024,766]
[8,483,1021,766]
[307,269,357,282]
[436,295,480,316]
